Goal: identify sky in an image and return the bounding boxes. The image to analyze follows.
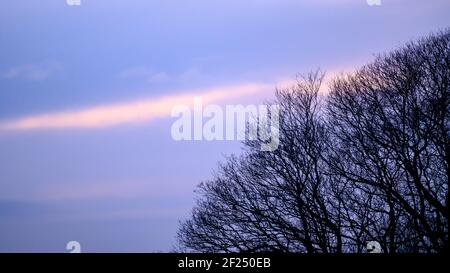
[0,0,449,252]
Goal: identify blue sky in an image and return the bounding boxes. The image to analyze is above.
[0,0,449,252]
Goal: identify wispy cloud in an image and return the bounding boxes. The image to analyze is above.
[0,81,280,130]
[30,178,196,202]
[118,66,170,83]
[179,67,205,83]
[0,65,356,131]
[118,66,207,84]
[1,61,62,81]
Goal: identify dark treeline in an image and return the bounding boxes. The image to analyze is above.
[177,30,449,253]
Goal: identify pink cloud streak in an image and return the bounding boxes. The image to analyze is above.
[0,82,277,130]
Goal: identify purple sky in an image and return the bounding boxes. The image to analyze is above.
[0,0,449,252]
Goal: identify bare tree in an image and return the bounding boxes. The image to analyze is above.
[326,30,449,253]
[177,30,449,253]
[178,71,344,253]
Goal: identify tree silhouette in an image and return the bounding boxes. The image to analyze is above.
[177,30,449,253]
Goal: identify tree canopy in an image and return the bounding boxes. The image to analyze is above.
[177,30,449,253]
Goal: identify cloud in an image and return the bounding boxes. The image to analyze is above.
[179,68,205,83]
[31,178,196,202]
[118,66,170,83]
[149,72,170,82]
[0,81,279,130]
[118,66,207,84]
[118,66,154,78]
[1,61,62,81]
[0,65,354,131]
